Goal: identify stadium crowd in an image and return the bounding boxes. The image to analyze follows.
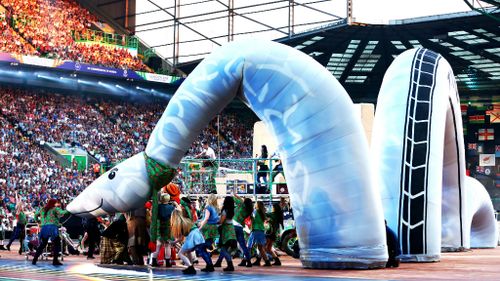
[0,16,38,56]
[0,0,151,72]
[0,87,255,233]
[0,113,96,224]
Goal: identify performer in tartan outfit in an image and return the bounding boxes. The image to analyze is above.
[198,194,220,249]
[265,202,284,266]
[150,193,175,267]
[233,192,254,267]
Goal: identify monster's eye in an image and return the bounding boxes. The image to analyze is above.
[108,168,118,180]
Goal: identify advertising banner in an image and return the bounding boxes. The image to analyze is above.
[136,72,183,85]
[0,51,182,85]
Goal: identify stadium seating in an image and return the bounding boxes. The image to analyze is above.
[1,0,151,72]
[0,17,38,55]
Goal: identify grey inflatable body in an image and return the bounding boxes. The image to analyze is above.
[464,176,498,248]
[371,48,468,261]
[68,40,388,269]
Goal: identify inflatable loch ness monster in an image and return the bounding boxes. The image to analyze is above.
[67,40,498,269]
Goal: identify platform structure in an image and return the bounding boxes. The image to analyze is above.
[0,244,499,281]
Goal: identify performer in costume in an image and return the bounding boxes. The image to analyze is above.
[170,204,212,275]
[233,192,254,267]
[6,193,28,254]
[32,199,69,266]
[213,196,237,271]
[0,205,6,251]
[151,193,175,267]
[249,201,271,266]
[162,183,181,264]
[256,145,270,193]
[198,194,219,253]
[265,202,284,266]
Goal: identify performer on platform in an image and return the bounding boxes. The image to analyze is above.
[256,145,270,194]
[195,140,218,194]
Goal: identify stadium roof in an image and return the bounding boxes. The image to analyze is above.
[179,8,500,103]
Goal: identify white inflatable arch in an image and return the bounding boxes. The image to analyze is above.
[371,48,468,262]
[68,40,388,269]
[464,176,498,248]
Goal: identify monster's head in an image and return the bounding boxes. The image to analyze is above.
[66,152,151,218]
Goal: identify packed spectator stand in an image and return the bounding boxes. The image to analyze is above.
[0,14,38,56]
[0,0,151,72]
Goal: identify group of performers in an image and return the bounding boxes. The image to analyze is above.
[150,187,285,275]
[2,185,285,275]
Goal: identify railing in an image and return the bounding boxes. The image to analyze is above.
[72,29,138,50]
[101,157,287,200]
[176,157,287,205]
[7,13,139,50]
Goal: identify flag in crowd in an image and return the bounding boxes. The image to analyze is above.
[468,143,477,151]
[478,128,494,141]
[486,109,500,124]
[479,154,495,167]
[469,115,485,124]
[461,104,467,116]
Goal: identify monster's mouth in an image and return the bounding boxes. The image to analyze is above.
[70,198,104,216]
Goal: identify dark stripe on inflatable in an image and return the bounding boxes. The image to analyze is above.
[399,49,441,255]
[397,49,419,255]
[424,50,441,253]
[448,98,464,246]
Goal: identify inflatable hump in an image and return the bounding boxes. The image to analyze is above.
[464,176,498,248]
[372,48,467,261]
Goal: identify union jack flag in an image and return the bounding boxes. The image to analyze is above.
[468,143,477,151]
